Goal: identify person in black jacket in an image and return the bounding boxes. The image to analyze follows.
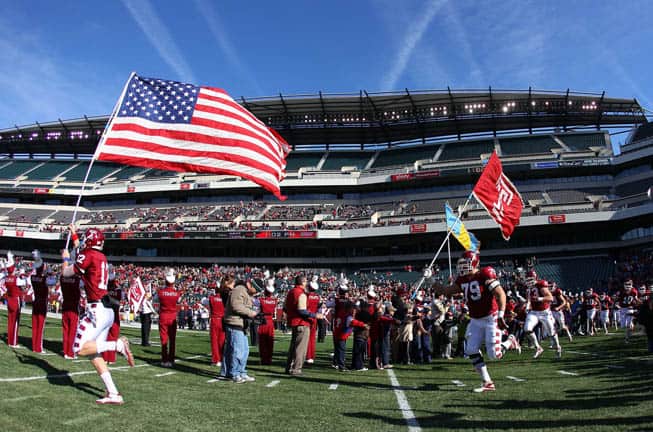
[637,293,653,353]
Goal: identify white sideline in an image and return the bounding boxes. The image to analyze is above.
[557,370,579,376]
[506,376,526,382]
[386,369,421,432]
[266,380,280,388]
[1,395,44,403]
[0,364,149,382]
[154,371,176,377]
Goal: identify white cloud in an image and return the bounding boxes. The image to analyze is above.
[380,0,447,91]
[121,0,196,83]
[192,0,262,94]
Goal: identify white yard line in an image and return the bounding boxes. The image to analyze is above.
[266,380,280,388]
[1,395,44,403]
[328,383,338,390]
[451,380,466,387]
[154,371,176,377]
[386,369,421,432]
[0,364,149,382]
[506,376,526,382]
[63,412,109,425]
[557,370,579,376]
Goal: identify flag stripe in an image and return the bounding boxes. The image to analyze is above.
[111,116,284,169]
[103,137,282,179]
[196,91,282,151]
[193,102,283,160]
[105,125,284,177]
[200,88,276,141]
[98,146,281,194]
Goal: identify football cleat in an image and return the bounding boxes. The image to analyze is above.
[233,376,246,384]
[555,349,562,360]
[241,374,255,382]
[533,347,544,359]
[119,337,135,367]
[473,382,496,393]
[96,393,124,405]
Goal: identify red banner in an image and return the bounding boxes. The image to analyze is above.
[173,231,185,238]
[128,277,145,312]
[472,152,524,240]
[410,223,427,233]
[0,229,3,236]
[390,173,414,182]
[33,187,49,194]
[414,170,440,179]
[16,230,24,237]
[288,231,317,239]
[180,183,191,190]
[127,186,136,193]
[548,214,566,224]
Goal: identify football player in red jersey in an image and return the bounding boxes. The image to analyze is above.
[550,282,573,342]
[30,250,49,353]
[158,268,181,367]
[583,288,601,336]
[2,251,26,348]
[305,276,321,365]
[618,279,641,343]
[209,279,227,367]
[258,278,278,365]
[61,225,134,405]
[523,271,562,359]
[433,251,507,393]
[598,292,613,335]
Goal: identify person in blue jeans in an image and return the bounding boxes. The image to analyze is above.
[220,280,260,383]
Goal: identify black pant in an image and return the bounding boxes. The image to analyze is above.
[317,319,327,342]
[141,312,152,346]
[351,338,367,370]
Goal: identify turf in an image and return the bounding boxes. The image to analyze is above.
[1,309,652,432]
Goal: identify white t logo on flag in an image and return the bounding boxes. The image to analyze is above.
[491,176,514,223]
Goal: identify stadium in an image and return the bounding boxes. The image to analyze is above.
[0,87,651,289]
[1,86,653,432]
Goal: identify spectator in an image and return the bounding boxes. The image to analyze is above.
[222,279,258,383]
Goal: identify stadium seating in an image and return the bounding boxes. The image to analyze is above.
[0,160,41,179]
[372,145,438,168]
[285,153,323,171]
[556,133,607,150]
[110,166,149,181]
[438,140,494,161]
[24,161,73,180]
[500,135,559,155]
[534,257,614,292]
[321,152,373,171]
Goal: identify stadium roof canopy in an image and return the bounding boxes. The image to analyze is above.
[0,87,646,155]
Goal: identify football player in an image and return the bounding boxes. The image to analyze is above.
[61,225,134,405]
[433,251,507,393]
[523,271,562,359]
[305,276,321,365]
[102,265,121,364]
[598,292,613,335]
[550,282,573,342]
[618,279,641,343]
[583,288,600,336]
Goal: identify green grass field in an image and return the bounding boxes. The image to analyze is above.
[1,309,652,432]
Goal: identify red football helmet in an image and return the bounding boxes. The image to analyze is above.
[83,228,105,251]
[456,250,479,276]
[525,270,538,287]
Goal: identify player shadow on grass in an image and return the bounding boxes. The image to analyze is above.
[131,353,217,379]
[13,352,104,397]
[14,335,64,355]
[342,410,653,430]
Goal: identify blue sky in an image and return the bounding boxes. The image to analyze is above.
[1,0,650,133]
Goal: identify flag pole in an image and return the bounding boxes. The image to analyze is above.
[411,192,474,298]
[447,235,452,279]
[64,72,136,250]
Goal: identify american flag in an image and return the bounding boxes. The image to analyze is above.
[98,74,289,200]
